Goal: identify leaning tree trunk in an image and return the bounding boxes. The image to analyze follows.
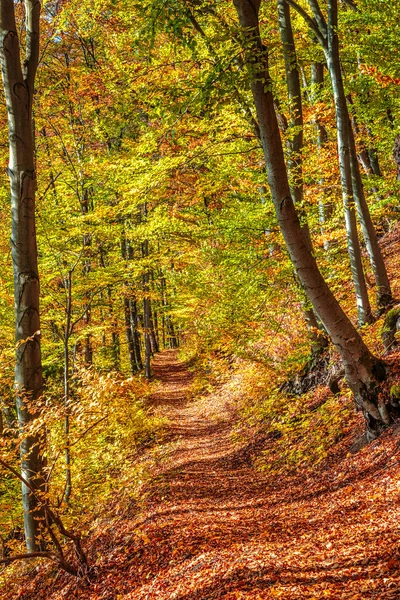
[0,0,46,551]
[233,0,390,437]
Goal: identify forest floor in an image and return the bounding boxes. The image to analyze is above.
[5,349,400,599]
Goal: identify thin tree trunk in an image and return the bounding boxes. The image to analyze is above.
[64,270,72,504]
[367,143,382,177]
[347,120,393,309]
[121,237,142,374]
[80,191,93,365]
[278,0,303,205]
[0,0,46,551]
[311,62,332,250]
[124,297,137,375]
[130,298,143,371]
[142,239,152,380]
[322,5,373,326]
[99,247,121,370]
[289,0,392,312]
[278,1,327,354]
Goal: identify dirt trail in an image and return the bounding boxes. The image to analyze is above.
[116,350,400,599]
[10,349,400,599]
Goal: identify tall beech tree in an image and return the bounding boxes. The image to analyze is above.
[232,0,392,436]
[0,0,46,550]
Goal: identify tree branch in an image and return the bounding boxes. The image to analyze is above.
[341,0,358,11]
[0,552,57,565]
[24,0,41,90]
[307,0,327,34]
[285,0,327,48]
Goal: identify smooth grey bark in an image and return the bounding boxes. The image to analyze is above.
[310,62,332,249]
[324,2,391,310]
[233,0,389,436]
[346,97,378,178]
[287,0,392,312]
[323,1,372,326]
[0,0,46,551]
[278,1,327,355]
[347,123,392,309]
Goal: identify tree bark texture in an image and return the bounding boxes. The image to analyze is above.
[0,0,46,551]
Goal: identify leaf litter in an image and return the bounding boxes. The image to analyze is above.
[3,350,400,599]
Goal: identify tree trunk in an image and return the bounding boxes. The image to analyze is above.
[124,296,138,375]
[300,0,392,312]
[311,62,332,250]
[278,1,327,354]
[322,2,373,326]
[348,122,393,309]
[64,270,72,504]
[143,279,152,379]
[130,298,143,371]
[278,0,303,205]
[0,0,46,551]
[233,0,389,437]
[142,235,152,379]
[344,96,391,308]
[121,237,142,374]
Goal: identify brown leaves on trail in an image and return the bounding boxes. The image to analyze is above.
[4,349,400,599]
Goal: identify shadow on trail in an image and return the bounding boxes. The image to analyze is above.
[114,350,400,599]
[171,558,393,600]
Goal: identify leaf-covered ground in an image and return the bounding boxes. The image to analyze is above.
[6,348,400,599]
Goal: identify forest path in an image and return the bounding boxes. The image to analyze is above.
[116,350,400,600]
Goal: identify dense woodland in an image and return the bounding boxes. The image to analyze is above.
[2,0,400,598]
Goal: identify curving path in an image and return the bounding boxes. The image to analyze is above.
[113,350,400,600]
